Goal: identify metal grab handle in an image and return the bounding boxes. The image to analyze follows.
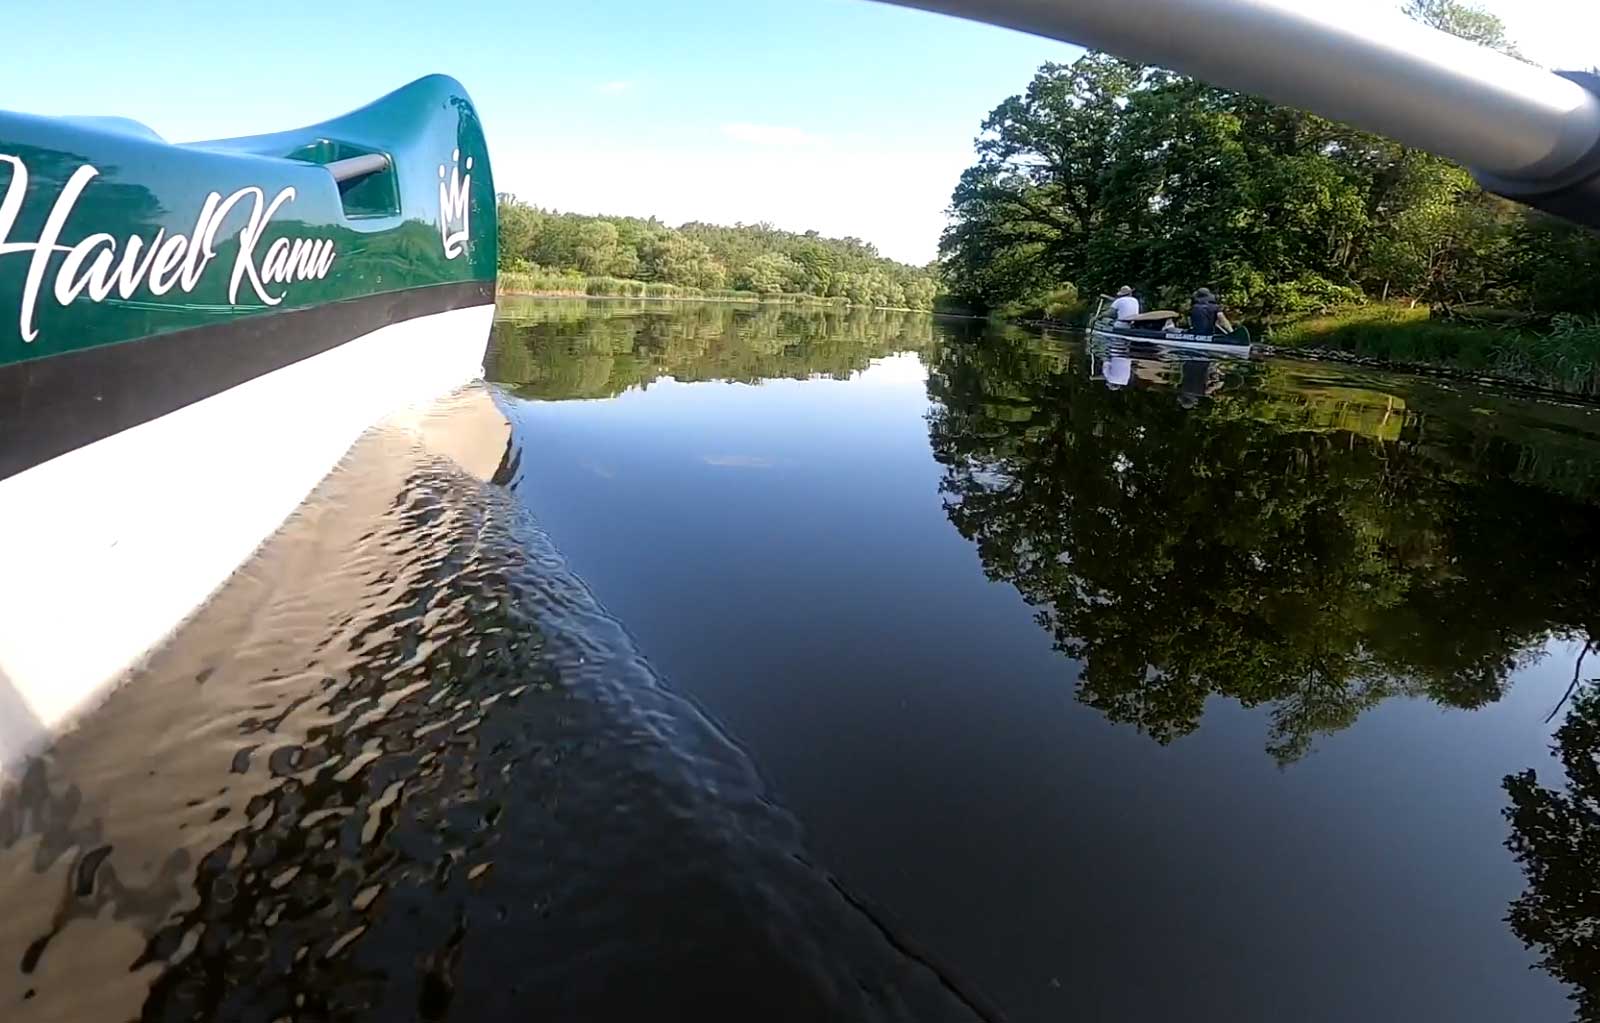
[325,153,390,184]
[879,0,1600,226]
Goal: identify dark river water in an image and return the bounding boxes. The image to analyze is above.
[7,297,1600,1022]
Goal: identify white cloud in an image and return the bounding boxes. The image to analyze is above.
[1483,0,1600,70]
[1344,0,1600,70]
[597,80,632,94]
[858,353,932,388]
[720,122,824,147]
[495,135,964,264]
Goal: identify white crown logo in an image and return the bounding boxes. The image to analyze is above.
[439,148,471,260]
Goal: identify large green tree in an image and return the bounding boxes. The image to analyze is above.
[938,58,1379,315]
[939,55,1140,307]
[939,0,1586,321]
[1404,0,1522,56]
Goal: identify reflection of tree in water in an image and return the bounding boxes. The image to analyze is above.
[486,300,944,399]
[1506,682,1600,1023]
[927,329,1600,763]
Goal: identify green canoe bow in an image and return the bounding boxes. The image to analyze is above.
[0,73,497,368]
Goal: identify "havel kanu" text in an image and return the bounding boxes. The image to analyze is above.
[0,154,336,342]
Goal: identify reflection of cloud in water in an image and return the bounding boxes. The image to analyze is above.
[702,454,774,468]
[578,458,616,479]
[857,352,930,388]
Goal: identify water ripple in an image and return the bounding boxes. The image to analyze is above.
[0,388,993,1022]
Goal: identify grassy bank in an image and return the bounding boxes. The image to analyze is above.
[1265,305,1600,396]
[497,269,923,311]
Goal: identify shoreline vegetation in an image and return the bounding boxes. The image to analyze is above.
[938,0,1600,395]
[495,269,922,312]
[495,197,939,312]
[1261,305,1600,396]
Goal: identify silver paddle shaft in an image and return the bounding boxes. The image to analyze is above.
[882,0,1600,183]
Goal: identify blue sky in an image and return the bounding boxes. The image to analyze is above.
[2,0,1591,264]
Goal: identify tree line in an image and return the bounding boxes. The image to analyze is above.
[937,0,1600,325]
[497,198,939,310]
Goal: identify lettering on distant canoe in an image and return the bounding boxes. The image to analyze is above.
[439,148,471,259]
[0,153,336,343]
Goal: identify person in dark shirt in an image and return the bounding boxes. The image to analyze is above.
[1188,288,1233,336]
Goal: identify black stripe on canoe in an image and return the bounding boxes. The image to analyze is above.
[0,280,493,482]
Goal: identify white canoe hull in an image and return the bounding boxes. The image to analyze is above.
[0,302,495,773]
[1089,325,1254,356]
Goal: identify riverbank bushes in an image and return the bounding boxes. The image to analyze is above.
[495,268,918,308]
[1265,305,1600,395]
[497,199,939,310]
[1266,305,1495,362]
[500,268,736,301]
[992,284,1092,324]
[1491,315,1600,395]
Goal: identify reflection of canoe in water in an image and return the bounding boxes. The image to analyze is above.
[1089,319,1255,356]
[0,75,498,768]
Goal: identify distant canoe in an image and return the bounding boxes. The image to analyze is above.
[1089,319,1254,356]
[0,76,497,768]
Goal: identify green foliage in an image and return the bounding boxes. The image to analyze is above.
[939,57,1389,317]
[498,269,883,309]
[737,251,806,294]
[497,198,541,270]
[940,38,1595,376]
[1404,0,1522,55]
[994,283,1087,323]
[1272,303,1509,372]
[938,55,1142,308]
[495,197,938,310]
[1253,277,1366,318]
[573,219,620,275]
[1509,215,1600,317]
[638,234,727,290]
[1493,315,1600,394]
[497,266,588,296]
[1041,284,1081,321]
[1268,305,1600,396]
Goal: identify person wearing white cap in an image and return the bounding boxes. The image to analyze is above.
[1109,285,1140,325]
